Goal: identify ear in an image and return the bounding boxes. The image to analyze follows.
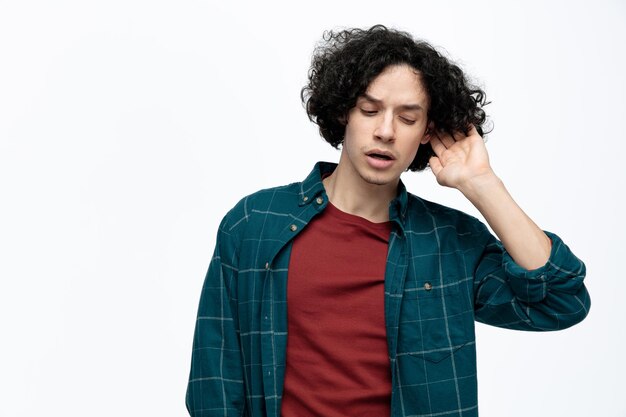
[420,121,435,144]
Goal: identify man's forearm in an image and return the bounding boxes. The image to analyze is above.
[458,172,552,270]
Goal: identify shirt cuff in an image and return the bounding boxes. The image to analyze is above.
[502,231,586,303]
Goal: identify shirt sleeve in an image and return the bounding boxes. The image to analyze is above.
[473,227,591,331]
[186,215,246,416]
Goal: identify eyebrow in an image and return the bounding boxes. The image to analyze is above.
[361,93,424,111]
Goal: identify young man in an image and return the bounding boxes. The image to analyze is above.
[186,25,591,417]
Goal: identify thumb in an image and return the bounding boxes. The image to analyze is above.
[429,156,443,177]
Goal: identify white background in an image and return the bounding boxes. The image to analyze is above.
[1,0,624,416]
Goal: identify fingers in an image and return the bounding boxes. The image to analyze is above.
[452,130,467,143]
[430,127,480,159]
[437,131,456,148]
[430,130,457,158]
[429,135,447,157]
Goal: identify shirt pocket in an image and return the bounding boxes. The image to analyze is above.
[398,253,473,363]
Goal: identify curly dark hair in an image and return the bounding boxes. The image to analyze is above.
[301,24,490,171]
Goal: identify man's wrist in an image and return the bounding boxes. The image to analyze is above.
[457,170,503,203]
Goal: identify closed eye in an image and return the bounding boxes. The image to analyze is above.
[360,109,378,116]
[400,117,416,125]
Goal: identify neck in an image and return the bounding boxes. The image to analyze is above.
[323,160,398,223]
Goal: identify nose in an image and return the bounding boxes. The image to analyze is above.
[374,111,395,142]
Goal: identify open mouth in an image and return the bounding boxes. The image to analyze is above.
[367,152,394,160]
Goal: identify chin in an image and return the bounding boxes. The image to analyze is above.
[360,171,396,186]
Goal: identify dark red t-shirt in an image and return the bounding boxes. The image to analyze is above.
[280,202,393,417]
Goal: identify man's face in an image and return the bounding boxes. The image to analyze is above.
[340,64,430,187]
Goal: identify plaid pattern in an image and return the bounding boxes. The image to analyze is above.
[186,162,591,417]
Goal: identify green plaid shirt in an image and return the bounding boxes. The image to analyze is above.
[186,161,590,417]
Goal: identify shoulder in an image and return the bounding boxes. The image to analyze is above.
[405,192,490,237]
[219,181,302,236]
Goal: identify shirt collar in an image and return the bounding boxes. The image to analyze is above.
[299,162,409,232]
